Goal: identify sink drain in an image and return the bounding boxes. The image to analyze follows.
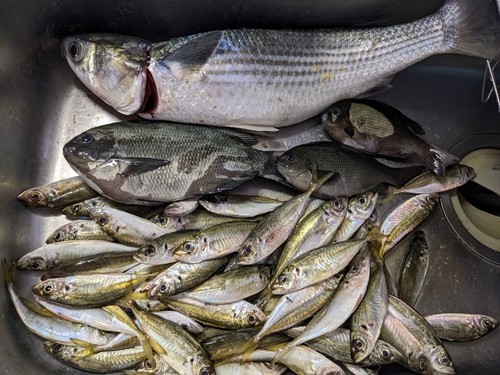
[441,134,500,265]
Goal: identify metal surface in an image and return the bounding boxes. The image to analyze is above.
[0,0,499,374]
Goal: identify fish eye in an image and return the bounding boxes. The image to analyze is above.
[43,284,54,294]
[159,284,168,293]
[81,134,94,144]
[350,265,359,274]
[247,314,256,324]
[381,348,390,358]
[97,216,108,226]
[482,319,493,329]
[419,360,427,371]
[200,368,210,375]
[332,108,342,116]
[145,360,154,369]
[184,243,194,252]
[205,195,220,204]
[243,246,253,255]
[52,343,63,354]
[157,216,166,224]
[70,204,82,213]
[283,153,295,162]
[68,41,84,62]
[441,357,450,366]
[334,273,341,278]
[278,275,287,283]
[359,197,366,205]
[29,260,42,270]
[334,200,341,208]
[353,339,364,349]
[28,191,43,203]
[144,245,156,257]
[53,231,64,242]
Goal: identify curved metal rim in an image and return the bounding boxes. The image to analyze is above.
[440,133,500,265]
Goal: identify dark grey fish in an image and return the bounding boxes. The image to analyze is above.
[275,142,421,198]
[397,231,430,307]
[321,99,459,175]
[63,122,280,205]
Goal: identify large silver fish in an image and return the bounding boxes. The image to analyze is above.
[63,122,279,204]
[60,0,500,131]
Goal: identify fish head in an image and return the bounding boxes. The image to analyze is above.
[63,127,119,174]
[408,350,433,375]
[172,237,204,261]
[235,304,267,328]
[429,346,455,374]
[131,354,172,375]
[32,278,72,301]
[17,254,51,271]
[43,341,82,362]
[321,100,353,139]
[457,164,477,183]
[46,226,71,243]
[323,197,348,220]
[416,193,439,212]
[17,187,52,207]
[370,340,402,365]
[348,192,378,221]
[135,241,164,264]
[350,334,371,363]
[149,214,185,232]
[276,151,310,177]
[235,238,261,265]
[187,357,216,375]
[60,34,150,115]
[199,194,228,211]
[147,277,175,299]
[474,315,499,336]
[270,267,301,295]
[89,207,113,229]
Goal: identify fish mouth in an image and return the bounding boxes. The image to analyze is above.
[138,69,158,115]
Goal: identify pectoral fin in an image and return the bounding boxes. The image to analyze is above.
[115,157,170,177]
[159,31,224,81]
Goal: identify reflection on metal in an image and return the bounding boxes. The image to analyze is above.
[482,49,500,112]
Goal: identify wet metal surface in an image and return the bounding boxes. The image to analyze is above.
[0,0,499,374]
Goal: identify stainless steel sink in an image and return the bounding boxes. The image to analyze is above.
[1,0,499,374]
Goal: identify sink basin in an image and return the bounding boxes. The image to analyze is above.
[1,0,498,374]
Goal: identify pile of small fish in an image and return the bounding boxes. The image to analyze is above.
[10,146,496,375]
[7,0,500,373]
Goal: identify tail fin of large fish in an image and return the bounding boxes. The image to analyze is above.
[441,0,500,59]
[423,144,460,176]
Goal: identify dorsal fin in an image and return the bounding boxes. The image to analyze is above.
[158,31,224,81]
[217,128,259,146]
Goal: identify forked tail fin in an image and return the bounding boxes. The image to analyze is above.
[440,0,500,59]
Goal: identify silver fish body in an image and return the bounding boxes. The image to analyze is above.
[46,219,115,243]
[17,176,98,208]
[62,0,500,129]
[424,313,499,342]
[63,122,276,204]
[17,240,137,271]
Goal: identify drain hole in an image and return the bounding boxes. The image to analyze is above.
[459,181,500,217]
[449,148,500,252]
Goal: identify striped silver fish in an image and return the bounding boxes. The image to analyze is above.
[61,0,500,131]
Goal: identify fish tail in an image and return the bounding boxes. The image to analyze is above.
[270,344,293,365]
[380,187,397,206]
[309,164,335,193]
[422,145,460,176]
[440,0,500,59]
[238,338,260,362]
[70,338,97,359]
